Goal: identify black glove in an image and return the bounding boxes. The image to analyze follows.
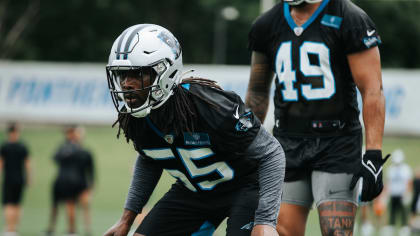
[349,150,390,202]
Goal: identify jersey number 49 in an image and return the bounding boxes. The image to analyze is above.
[276,41,336,101]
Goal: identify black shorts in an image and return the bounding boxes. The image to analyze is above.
[276,131,362,182]
[52,178,85,204]
[2,181,25,205]
[136,183,259,236]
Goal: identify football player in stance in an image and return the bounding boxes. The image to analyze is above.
[246,0,388,235]
[103,24,285,236]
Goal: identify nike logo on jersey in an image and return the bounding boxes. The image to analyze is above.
[367,30,376,36]
[233,105,240,119]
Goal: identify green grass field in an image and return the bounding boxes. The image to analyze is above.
[0,125,419,236]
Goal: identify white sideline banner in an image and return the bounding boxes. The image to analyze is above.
[0,61,419,136]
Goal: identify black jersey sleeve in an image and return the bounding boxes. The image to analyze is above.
[249,17,269,53]
[340,1,381,54]
[248,4,281,54]
[188,84,261,152]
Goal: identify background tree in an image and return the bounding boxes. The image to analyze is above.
[1,0,419,68]
[0,0,40,59]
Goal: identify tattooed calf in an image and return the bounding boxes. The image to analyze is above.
[318,201,356,236]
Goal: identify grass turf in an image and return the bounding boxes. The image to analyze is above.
[0,125,419,235]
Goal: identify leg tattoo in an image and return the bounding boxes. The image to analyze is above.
[318,201,356,236]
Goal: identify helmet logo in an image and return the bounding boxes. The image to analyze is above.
[157,32,181,59]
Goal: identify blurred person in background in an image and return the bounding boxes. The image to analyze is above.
[103,24,285,236]
[46,125,95,236]
[410,167,420,235]
[381,149,412,236]
[246,0,388,235]
[0,123,32,236]
[358,189,388,236]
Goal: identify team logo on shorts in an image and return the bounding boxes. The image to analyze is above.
[163,134,174,144]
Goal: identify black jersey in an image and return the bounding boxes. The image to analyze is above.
[130,83,261,194]
[54,141,94,188]
[0,141,29,184]
[249,0,381,136]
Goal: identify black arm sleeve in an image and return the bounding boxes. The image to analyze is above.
[246,126,285,228]
[124,155,163,213]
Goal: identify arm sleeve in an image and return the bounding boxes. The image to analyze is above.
[124,155,163,213]
[245,126,285,228]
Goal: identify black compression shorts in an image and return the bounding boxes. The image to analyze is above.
[136,183,259,236]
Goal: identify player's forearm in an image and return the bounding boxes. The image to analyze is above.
[119,208,138,226]
[348,47,384,150]
[246,90,270,123]
[246,127,285,227]
[255,147,285,227]
[124,155,163,213]
[362,89,385,150]
[245,52,274,123]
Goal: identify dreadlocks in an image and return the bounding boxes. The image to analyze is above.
[113,77,222,144]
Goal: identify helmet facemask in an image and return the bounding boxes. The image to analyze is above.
[107,58,177,118]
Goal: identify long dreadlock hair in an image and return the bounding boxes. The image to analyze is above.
[112,77,222,143]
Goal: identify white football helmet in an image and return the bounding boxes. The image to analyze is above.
[283,0,322,6]
[106,24,183,118]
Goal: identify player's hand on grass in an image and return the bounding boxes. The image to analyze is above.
[251,224,279,236]
[103,220,131,236]
[350,150,390,202]
[104,209,137,236]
